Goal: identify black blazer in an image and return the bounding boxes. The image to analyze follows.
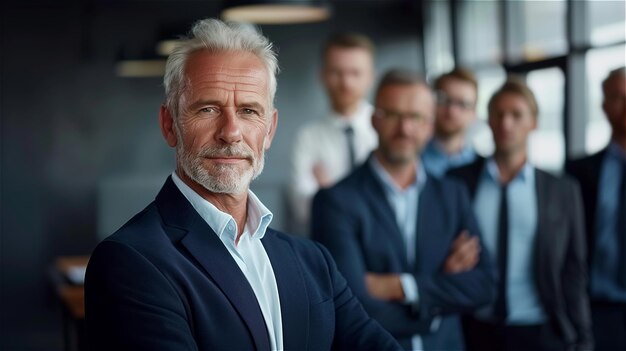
[565,148,607,263]
[449,158,593,350]
[85,177,401,351]
[312,161,495,350]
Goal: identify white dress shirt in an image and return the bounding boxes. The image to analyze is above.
[289,101,378,235]
[172,172,283,351]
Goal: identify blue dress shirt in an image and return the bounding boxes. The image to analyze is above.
[369,156,430,350]
[591,142,626,302]
[422,139,477,178]
[473,159,547,325]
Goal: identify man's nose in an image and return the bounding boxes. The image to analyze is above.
[398,115,416,135]
[216,109,243,144]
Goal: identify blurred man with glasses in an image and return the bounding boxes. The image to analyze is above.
[423,68,479,177]
[312,69,494,351]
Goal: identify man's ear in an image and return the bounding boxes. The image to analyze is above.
[159,105,178,147]
[264,109,279,150]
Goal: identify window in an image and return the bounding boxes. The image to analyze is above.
[424,0,454,78]
[457,0,501,65]
[429,0,625,161]
[527,67,565,171]
[589,0,626,46]
[505,0,567,63]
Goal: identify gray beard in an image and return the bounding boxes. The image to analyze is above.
[175,128,266,195]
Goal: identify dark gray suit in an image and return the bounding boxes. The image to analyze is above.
[449,158,593,350]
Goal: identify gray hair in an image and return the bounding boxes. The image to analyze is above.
[163,18,279,118]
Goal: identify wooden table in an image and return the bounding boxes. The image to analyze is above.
[51,256,89,351]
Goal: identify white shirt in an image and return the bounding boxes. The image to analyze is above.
[172,172,283,351]
[289,101,378,235]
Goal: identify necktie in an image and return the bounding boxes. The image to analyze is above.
[494,184,509,323]
[344,126,356,170]
[617,160,626,287]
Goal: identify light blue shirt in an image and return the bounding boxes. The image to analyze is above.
[591,142,626,302]
[171,172,283,350]
[370,156,433,350]
[422,139,477,178]
[473,159,546,325]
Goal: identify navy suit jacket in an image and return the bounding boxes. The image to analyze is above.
[311,161,495,350]
[85,177,401,351]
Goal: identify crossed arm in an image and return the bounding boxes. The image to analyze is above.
[311,186,495,338]
[366,230,482,301]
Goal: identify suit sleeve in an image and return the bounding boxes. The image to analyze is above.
[312,189,438,338]
[561,179,594,350]
[85,240,198,351]
[414,182,496,317]
[314,243,403,351]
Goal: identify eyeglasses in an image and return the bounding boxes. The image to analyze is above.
[436,91,475,111]
[374,108,431,125]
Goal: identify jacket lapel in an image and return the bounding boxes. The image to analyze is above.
[262,232,309,351]
[157,177,271,351]
[534,170,553,280]
[361,165,410,268]
[417,180,445,272]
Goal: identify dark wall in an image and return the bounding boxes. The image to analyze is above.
[0,1,422,349]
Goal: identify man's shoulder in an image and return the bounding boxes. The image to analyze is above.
[447,157,485,179]
[99,202,171,252]
[317,165,370,198]
[424,174,471,203]
[535,168,579,193]
[565,148,606,172]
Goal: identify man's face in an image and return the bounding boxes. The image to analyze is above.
[488,92,536,156]
[322,46,374,112]
[372,84,434,165]
[435,78,477,137]
[161,50,277,195]
[602,74,626,139]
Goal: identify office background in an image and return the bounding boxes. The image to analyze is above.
[1,0,624,350]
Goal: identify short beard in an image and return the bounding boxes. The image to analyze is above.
[175,124,266,195]
[383,149,416,166]
[379,139,420,167]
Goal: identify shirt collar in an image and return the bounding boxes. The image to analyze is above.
[426,138,474,159]
[171,172,273,243]
[369,154,427,194]
[484,157,534,184]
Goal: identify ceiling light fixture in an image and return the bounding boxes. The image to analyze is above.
[221,0,331,25]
